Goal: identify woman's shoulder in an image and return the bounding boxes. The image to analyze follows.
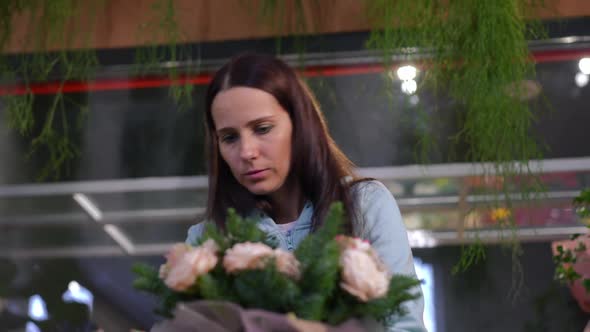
[349,178,393,202]
[186,221,211,245]
[348,178,403,235]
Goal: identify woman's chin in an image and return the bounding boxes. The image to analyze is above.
[244,183,275,196]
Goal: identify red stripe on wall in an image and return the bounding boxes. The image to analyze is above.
[0,74,212,96]
[0,49,588,96]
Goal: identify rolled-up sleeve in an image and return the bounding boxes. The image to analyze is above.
[356,180,427,332]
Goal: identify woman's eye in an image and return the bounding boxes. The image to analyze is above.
[221,134,237,143]
[255,125,272,134]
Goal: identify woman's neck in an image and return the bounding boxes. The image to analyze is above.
[267,179,305,224]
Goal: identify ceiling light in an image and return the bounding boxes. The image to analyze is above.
[579,57,590,75]
[397,65,417,81]
[575,72,589,87]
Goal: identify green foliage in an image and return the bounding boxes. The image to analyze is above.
[197,272,235,302]
[552,189,590,293]
[574,189,590,218]
[133,262,165,294]
[132,262,182,317]
[1,0,552,193]
[197,259,301,314]
[196,208,276,250]
[5,93,34,135]
[357,275,421,326]
[554,245,576,264]
[452,240,486,275]
[365,0,548,275]
[0,1,100,180]
[133,203,420,326]
[232,263,300,311]
[293,202,344,320]
[225,208,275,246]
[326,275,421,327]
[366,0,545,170]
[0,0,194,180]
[255,0,323,64]
[134,0,195,110]
[554,264,581,284]
[367,0,547,164]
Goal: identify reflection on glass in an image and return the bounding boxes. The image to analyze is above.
[26,321,41,332]
[28,294,48,321]
[62,280,94,312]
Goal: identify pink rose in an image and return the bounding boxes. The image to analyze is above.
[159,243,191,279]
[335,236,390,302]
[223,242,274,273]
[335,236,371,252]
[336,236,384,269]
[163,240,219,292]
[339,248,390,302]
[274,249,301,280]
[200,238,220,252]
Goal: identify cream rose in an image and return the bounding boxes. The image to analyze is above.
[337,236,390,302]
[159,243,190,279]
[200,238,220,252]
[335,235,371,252]
[223,242,274,273]
[163,239,219,292]
[274,249,301,280]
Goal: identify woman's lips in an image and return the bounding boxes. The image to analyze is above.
[244,169,269,180]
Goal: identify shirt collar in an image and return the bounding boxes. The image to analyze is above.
[252,200,314,230]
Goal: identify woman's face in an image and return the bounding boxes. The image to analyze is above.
[211,87,293,196]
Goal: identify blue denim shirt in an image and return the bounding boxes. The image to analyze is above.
[186,180,426,332]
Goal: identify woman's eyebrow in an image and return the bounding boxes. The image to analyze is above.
[246,115,275,126]
[217,115,275,133]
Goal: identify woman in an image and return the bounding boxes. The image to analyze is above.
[187,53,426,331]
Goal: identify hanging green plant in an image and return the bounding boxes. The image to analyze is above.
[0,0,196,180]
[254,0,326,66]
[0,0,102,180]
[134,0,195,110]
[365,0,548,284]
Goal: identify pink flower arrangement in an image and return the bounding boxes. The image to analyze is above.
[134,205,420,330]
[159,240,303,287]
[158,235,392,300]
[133,203,420,332]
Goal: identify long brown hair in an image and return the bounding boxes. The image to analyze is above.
[204,53,361,233]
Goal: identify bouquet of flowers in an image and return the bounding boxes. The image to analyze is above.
[133,203,420,332]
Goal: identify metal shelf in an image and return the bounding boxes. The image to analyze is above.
[1,156,588,258]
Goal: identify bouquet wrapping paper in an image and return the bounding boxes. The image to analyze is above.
[151,300,384,332]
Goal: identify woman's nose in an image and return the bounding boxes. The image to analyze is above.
[239,135,259,160]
